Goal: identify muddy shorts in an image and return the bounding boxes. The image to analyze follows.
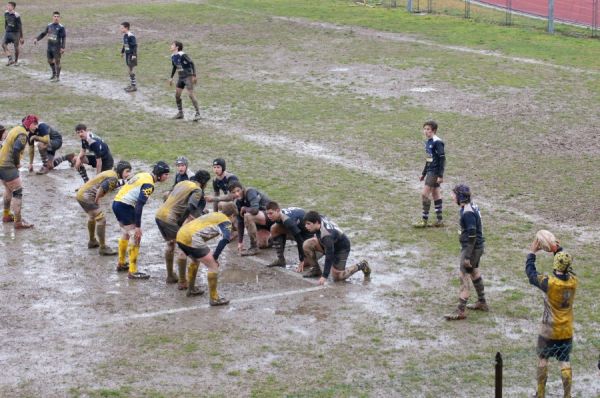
[125,53,137,68]
[177,241,210,260]
[331,249,351,271]
[47,137,63,156]
[176,75,193,90]
[424,172,440,188]
[77,198,99,212]
[3,32,19,45]
[459,246,484,273]
[537,336,572,362]
[47,46,62,61]
[256,210,274,230]
[0,167,19,182]
[87,154,114,171]
[156,218,179,241]
[112,201,135,226]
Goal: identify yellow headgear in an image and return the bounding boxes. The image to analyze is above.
[553,251,572,273]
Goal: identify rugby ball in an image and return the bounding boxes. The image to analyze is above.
[535,230,558,252]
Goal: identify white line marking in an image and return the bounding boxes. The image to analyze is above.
[106,285,326,324]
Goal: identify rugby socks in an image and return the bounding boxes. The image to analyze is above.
[96,223,107,247]
[472,277,486,303]
[536,365,548,398]
[457,297,467,313]
[208,272,219,301]
[434,199,443,221]
[49,63,56,78]
[78,166,89,182]
[176,97,183,113]
[165,246,175,279]
[128,243,140,273]
[187,262,199,292]
[177,258,187,285]
[422,198,431,220]
[118,238,128,264]
[561,366,572,398]
[129,73,136,87]
[190,96,200,112]
[338,264,359,280]
[87,219,96,242]
[3,208,11,217]
[38,147,49,165]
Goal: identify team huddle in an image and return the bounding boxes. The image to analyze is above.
[2,2,592,396]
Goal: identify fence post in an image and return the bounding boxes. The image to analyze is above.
[505,0,512,25]
[547,0,555,33]
[407,0,413,12]
[495,352,503,398]
[593,0,598,37]
[465,0,471,18]
[427,0,432,13]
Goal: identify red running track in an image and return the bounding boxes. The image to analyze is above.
[477,0,599,26]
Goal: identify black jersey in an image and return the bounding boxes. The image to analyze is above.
[212,172,239,195]
[121,32,137,56]
[278,207,313,261]
[36,123,62,142]
[459,202,484,250]
[316,216,351,278]
[422,135,445,177]
[4,11,21,34]
[81,132,112,163]
[37,22,66,48]
[170,51,196,78]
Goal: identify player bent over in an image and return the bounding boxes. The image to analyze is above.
[444,185,488,320]
[526,242,577,398]
[229,180,272,256]
[77,161,131,255]
[155,170,210,290]
[414,120,445,228]
[27,119,74,174]
[0,116,34,229]
[112,161,170,279]
[169,41,200,121]
[175,204,237,304]
[265,202,313,268]
[301,211,370,283]
[74,124,114,183]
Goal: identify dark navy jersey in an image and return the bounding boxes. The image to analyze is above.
[235,187,270,214]
[174,172,189,185]
[212,172,239,195]
[170,51,195,78]
[316,216,351,278]
[37,22,66,48]
[121,32,137,56]
[459,202,484,249]
[34,123,62,144]
[4,11,22,33]
[81,132,112,162]
[279,207,313,261]
[422,135,445,177]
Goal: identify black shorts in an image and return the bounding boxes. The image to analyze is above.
[3,32,19,45]
[47,46,62,61]
[156,218,179,241]
[460,246,484,273]
[537,336,572,362]
[87,154,114,171]
[256,210,274,230]
[125,53,137,68]
[332,249,351,271]
[0,167,19,182]
[47,138,62,155]
[424,172,440,188]
[176,75,193,89]
[177,242,210,260]
[112,201,135,226]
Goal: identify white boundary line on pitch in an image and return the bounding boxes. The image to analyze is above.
[106,285,326,325]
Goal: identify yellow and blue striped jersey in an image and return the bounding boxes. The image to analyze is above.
[114,172,155,206]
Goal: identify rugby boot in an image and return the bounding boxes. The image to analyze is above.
[88,239,100,249]
[128,271,150,280]
[466,301,489,312]
[186,263,204,296]
[193,112,202,122]
[99,246,117,256]
[116,262,129,272]
[14,220,34,229]
[171,112,184,120]
[267,236,286,267]
[267,257,286,267]
[49,74,56,81]
[6,56,14,66]
[302,266,322,278]
[357,260,371,277]
[209,297,230,306]
[2,213,15,223]
[432,220,445,228]
[124,85,137,92]
[413,219,428,228]
[36,166,50,175]
[444,310,466,321]
[240,246,259,256]
[166,274,179,284]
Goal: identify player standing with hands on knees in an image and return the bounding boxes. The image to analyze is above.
[526,232,577,398]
